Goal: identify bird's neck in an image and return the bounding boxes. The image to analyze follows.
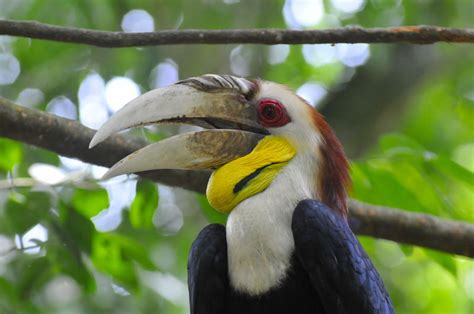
[226,151,318,295]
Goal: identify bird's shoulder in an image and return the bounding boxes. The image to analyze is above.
[292,199,394,314]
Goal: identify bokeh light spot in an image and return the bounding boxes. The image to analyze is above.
[296,82,327,107]
[46,96,77,120]
[92,180,137,232]
[230,45,252,77]
[17,88,44,108]
[154,186,183,235]
[331,0,365,14]
[302,44,338,67]
[150,60,179,88]
[59,156,88,171]
[121,9,154,32]
[142,272,188,306]
[29,163,66,185]
[78,73,109,129]
[14,224,48,254]
[268,45,290,65]
[45,276,81,305]
[105,76,141,113]
[0,53,20,85]
[283,0,325,28]
[336,43,370,67]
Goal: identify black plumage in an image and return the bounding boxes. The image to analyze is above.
[188,199,394,314]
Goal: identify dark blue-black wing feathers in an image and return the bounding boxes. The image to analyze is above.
[292,199,395,314]
[187,224,229,314]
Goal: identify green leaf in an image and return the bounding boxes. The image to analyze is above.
[47,241,96,293]
[5,192,50,234]
[72,187,109,218]
[197,194,227,224]
[91,233,137,289]
[425,250,457,277]
[399,244,414,256]
[350,162,427,212]
[0,277,16,302]
[91,232,156,290]
[379,133,425,153]
[430,155,474,189]
[130,180,158,229]
[18,257,53,299]
[61,203,96,253]
[0,138,23,171]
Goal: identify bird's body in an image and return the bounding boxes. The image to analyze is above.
[189,200,394,314]
[189,223,324,314]
[90,74,395,314]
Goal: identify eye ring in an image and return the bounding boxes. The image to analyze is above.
[257,99,290,128]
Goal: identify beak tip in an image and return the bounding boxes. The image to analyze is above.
[89,131,107,149]
[101,158,131,180]
[101,171,113,180]
[101,167,121,180]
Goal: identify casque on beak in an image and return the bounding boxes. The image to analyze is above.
[89,75,265,179]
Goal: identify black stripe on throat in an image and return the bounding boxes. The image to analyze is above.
[233,163,274,194]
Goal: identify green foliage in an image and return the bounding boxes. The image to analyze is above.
[72,187,109,218]
[91,232,157,290]
[352,133,474,221]
[130,180,159,229]
[0,139,23,172]
[5,192,50,234]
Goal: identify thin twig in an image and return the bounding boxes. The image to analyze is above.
[0,20,473,47]
[1,96,473,257]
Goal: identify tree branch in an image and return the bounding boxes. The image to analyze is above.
[349,200,474,258]
[1,96,473,258]
[0,97,209,192]
[0,20,473,47]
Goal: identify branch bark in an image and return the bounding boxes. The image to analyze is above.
[349,200,474,258]
[0,20,473,47]
[1,96,473,258]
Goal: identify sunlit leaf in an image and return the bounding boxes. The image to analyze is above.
[91,232,156,290]
[0,138,23,171]
[72,187,109,218]
[429,155,474,189]
[350,162,427,212]
[130,180,158,229]
[91,233,137,289]
[425,249,457,277]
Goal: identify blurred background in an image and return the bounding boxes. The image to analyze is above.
[0,0,473,313]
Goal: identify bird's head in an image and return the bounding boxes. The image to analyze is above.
[90,74,350,217]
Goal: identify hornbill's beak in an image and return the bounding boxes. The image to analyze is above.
[89,75,265,180]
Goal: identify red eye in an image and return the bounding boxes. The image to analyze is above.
[257,99,290,128]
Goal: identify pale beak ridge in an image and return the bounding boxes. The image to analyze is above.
[89,77,265,180]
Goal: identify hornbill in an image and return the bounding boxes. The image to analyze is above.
[90,74,394,314]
